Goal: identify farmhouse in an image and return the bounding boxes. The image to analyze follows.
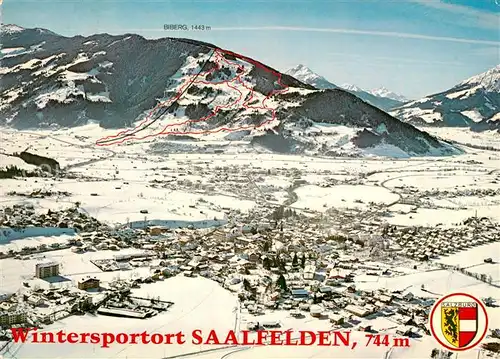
[291,288,309,299]
[345,304,372,317]
[78,277,100,290]
[329,313,345,325]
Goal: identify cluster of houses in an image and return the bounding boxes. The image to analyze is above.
[0,204,109,232]
[242,285,433,338]
[0,280,94,329]
[394,217,498,261]
[417,187,500,199]
[0,258,169,331]
[318,206,499,262]
[147,161,332,206]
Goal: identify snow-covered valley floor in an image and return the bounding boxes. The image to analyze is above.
[0,125,499,359]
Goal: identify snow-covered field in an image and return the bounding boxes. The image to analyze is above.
[356,268,499,300]
[386,207,479,226]
[381,172,498,191]
[197,335,486,359]
[2,124,500,227]
[295,185,399,212]
[0,176,255,226]
[435,242,500,284]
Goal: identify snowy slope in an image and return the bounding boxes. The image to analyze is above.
[391,65,500,131]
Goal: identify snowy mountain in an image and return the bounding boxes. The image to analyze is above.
[369,87,409,103]
[285,65,405,111]
[285,64,338,90]
[1,24,25,34]
[339,83,364,93]
[0,24,459,156]
[390,65,500,131]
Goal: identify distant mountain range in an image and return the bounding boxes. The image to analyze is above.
[390,65,500,131]
[0,24,459,157]
[285,64,409,111]
[369,86,409,103]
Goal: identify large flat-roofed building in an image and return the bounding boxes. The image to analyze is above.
[35,262,59,279]
[0,311,27,326]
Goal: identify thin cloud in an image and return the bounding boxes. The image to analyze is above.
[470,46,500,57]
[411,0,500,30]
[208,26,499,46]
[326,52,466,66]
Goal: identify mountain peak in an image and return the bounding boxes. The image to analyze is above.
[1,24,25,34]
[459,64,500,93]
[286,64,318,77]
[0,24,58,36]
[286,64,405,110]
[340,83,364,92]
[370,87,409,103]
[292,64,307,70]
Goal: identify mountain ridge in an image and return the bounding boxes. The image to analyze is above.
[370,86,409,103]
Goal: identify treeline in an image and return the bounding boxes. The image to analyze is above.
[0,165,38,179]
[262,252,306,272]
[271,205,297,221]
[438,262,495,286]
[326,234,365,247]
[449,140,500,152]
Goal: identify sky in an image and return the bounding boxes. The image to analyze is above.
[2,0,499,99]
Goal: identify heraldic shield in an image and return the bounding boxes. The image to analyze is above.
[441,302,478,348]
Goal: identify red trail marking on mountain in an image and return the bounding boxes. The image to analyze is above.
[95,48,290,147]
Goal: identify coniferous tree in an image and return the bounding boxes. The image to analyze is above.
[277,274,287,292]
[263,257,271,270]
[261,240,271,252]
[243,278,251,291]
[292,253,298,267]
[278,256,287,273]
[300,254,306,268]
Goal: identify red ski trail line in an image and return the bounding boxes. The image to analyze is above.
[95,47,290,147]
[95,48,288,146]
